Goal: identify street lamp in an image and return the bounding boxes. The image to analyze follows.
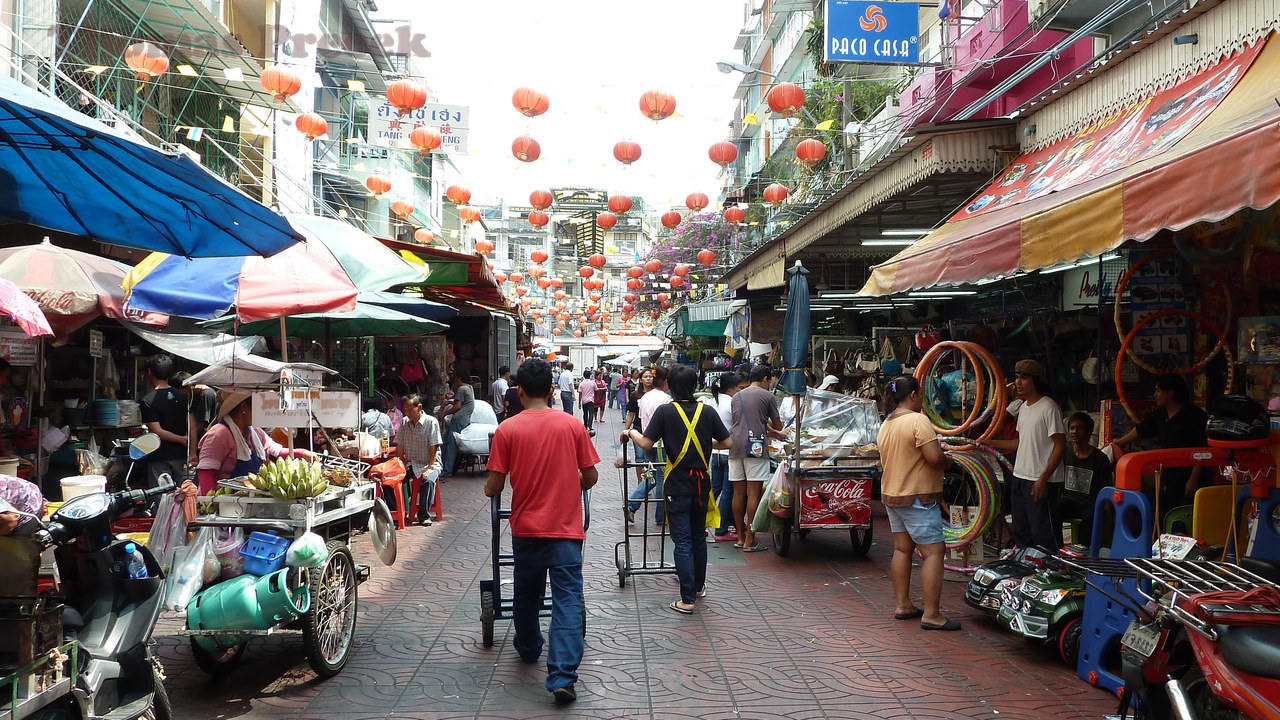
[715,60,777,77]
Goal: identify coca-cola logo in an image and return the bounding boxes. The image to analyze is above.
[25,289,95,314]
[802,481,869,502]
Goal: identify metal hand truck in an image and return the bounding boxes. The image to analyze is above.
[613,442,678,588]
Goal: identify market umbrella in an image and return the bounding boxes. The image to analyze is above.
[0,238,168,338]
[121,216,428,323]
[778,261,811,395]
[202,301,448,338]
[0,278,52,337]
[0,73,301,258]
[358,292,458,323]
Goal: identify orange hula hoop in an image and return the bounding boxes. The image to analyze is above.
[1114,308,1234,421]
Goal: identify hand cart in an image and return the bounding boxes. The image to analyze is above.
[184,456,396,679]
[479,490,590,648]
[772,389,881,558]
[612,442,678,588]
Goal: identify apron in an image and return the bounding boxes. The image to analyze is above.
[232,426,265,477]
[666,403,720,528]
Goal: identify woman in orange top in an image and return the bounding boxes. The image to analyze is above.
[876,376,959,631]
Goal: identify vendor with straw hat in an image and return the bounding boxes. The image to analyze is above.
[195,389,315,494]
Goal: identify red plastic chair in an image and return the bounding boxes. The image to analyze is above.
[368,457,408,530]
[408,471,444,523]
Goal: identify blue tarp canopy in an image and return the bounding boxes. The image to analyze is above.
[0,75,302,257]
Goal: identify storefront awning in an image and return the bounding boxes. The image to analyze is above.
[861,35,1280,295]
[380,239,513,312]
[686,299,748,323]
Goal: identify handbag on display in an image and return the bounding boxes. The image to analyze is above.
[824,349,843,376]
[400,346,427,384]
[878,338,902,377]
[915,324,942,352]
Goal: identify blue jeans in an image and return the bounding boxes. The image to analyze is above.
[607,388,618,408]
[413,467,439,521]
[440,416,466,475]
[710,454,733,534]
[511,537,585,692]
[560,391,574,413]
[665,495,708,604]
[627,445,665,522]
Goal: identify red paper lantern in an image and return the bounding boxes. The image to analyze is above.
[260,66,302,102]
[512,87,549,117]
[366,175,391,196]
[656,293,670,303]
[624,293,637,302]
[550,277,564,288]
[589,292,603,302]
[527,210,549,228]
[527,267,545,279]
[627,266,644,278]
[608,195,633,214]
[623,303,635,313]
[763,183,790,208]
[626,278,643,290]
[515,286,528,296]
[512,135,541,162]
[124,42,168,81]
[446,185,471,205]
[767,82,806,118]
[708,141,738,168]
[588,253,607,268]
[295,112,328,141]
[588,304,600,314]
[494,272,507,283]
[391,199,414,217]
[410,126,442,154]
[414,228,434,244]
[537,278,551,289]
[644,259,662,274]
[573,330,583,337]
[796,138,827,167]
[673,263,691,277]
[670,276,685,288]
[598,332,609,343]
[723,206,746,224]
[387,78,427,116]
[661,211,682,229]
[639,90,677,121]
[660,300,672,310]
[578,266,594,278]
[597,212,618,229]
[529,189,553,211]
[530,249,549,264]
[459,206,481,224]
[613,140,642,165]
[475,239,494,255]
[697,249,717,265]
[685,193,709,212]
[509,272,524,283]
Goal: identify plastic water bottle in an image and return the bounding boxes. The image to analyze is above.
[124,543,148,579]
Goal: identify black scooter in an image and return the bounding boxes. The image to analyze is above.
[0,478,175,720]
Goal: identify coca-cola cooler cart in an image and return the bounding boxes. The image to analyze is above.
[772,390,881,557]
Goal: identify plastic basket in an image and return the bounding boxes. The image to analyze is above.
[239,532,290,576]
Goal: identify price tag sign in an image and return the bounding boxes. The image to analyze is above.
[89,330,104,358]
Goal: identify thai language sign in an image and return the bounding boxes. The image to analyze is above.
[952,42,1263,221]
[368,101,469,154]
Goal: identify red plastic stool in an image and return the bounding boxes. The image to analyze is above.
[408,471,444,522]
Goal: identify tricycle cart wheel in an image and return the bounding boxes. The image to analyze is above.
[143,660,173,720]
[850,525,873,556]
[189,637,245,677]
[480,579,495,648]
[303,540,357,678]
[772,516,792,557]
[1056,615,1082,666]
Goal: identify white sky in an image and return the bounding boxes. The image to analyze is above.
[377,0,746,214]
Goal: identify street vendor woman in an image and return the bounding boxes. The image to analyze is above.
[195,389,315,494]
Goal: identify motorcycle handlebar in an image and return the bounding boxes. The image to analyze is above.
[34,522,71,549]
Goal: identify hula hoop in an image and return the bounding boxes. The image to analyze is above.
[1112,249,1233,375]
[915,341,1006,451]
[1114,308,1235,421]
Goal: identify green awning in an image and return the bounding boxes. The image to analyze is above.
[676,310,729,337]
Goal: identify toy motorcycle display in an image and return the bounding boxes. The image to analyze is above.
[0,479,176,720]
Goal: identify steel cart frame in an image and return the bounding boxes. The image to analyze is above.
[613,443,678,588]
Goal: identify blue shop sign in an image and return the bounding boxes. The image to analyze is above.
[824,0,921,65]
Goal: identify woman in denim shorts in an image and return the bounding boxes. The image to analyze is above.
[876,376,960,631]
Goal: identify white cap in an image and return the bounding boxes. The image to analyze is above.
[817,375,840,391]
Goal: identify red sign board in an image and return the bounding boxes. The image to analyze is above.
[799,476,872,527]
[952,41,1264,221]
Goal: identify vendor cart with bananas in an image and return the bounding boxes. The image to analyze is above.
[769,388,881,557]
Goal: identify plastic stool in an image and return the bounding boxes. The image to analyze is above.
[369,457,408,530]
[408,469,444,522]
[1163,505,1194,536]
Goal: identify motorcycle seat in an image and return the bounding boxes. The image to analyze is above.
[1216,624,1280,680]
[1240,556,1280,585]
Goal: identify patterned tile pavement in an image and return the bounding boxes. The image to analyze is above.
[153,409,1120,719]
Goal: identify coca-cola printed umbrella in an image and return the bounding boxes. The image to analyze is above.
[0,238,167,338]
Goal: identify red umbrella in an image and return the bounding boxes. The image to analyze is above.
[0,278,52,337]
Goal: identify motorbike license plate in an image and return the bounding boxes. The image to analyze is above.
[1121,620,1161,658]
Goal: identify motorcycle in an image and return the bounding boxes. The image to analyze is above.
[1118,557,1280,720]
[0,478,176,720]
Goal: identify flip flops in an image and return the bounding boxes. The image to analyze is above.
[921,619,962,631]
[893,608,925,620]
[741,544,768,553]
[669,601,695,614]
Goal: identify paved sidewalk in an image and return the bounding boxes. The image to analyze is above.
[154,409,1119,719]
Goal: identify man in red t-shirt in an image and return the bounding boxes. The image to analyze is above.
[484,358,599,704]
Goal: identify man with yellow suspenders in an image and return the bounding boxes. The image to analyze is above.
[624,365,731,614]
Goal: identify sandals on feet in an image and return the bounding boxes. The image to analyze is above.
[894,608,924,620]
[741,544,768,553]
[669,601,695,614]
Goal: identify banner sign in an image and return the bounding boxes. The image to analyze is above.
[368,101,469,154]
[798,475,872,527]
[824,1,920,65]
[953,41,1263,221]
[252,390,360,429]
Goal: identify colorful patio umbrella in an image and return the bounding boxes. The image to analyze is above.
[358,292,458,323]
[202,301,448,338]
[122,215,427,323]
[0,73,302,258]
[0,278,52,337]
[778,261,811,395]
[0,238,167,338]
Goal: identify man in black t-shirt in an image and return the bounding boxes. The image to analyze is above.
[1114,374,1208,514]
[1059,412,1113,545]
[139,355,188,488]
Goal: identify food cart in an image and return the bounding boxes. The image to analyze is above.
[771,388,881,557]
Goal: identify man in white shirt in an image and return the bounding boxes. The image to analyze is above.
[985,359,1067,550]
[395,393,443,526]
[557,363,576,414]
[490,366,511,422]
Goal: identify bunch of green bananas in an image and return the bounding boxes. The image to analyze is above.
[245,458,329,500]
